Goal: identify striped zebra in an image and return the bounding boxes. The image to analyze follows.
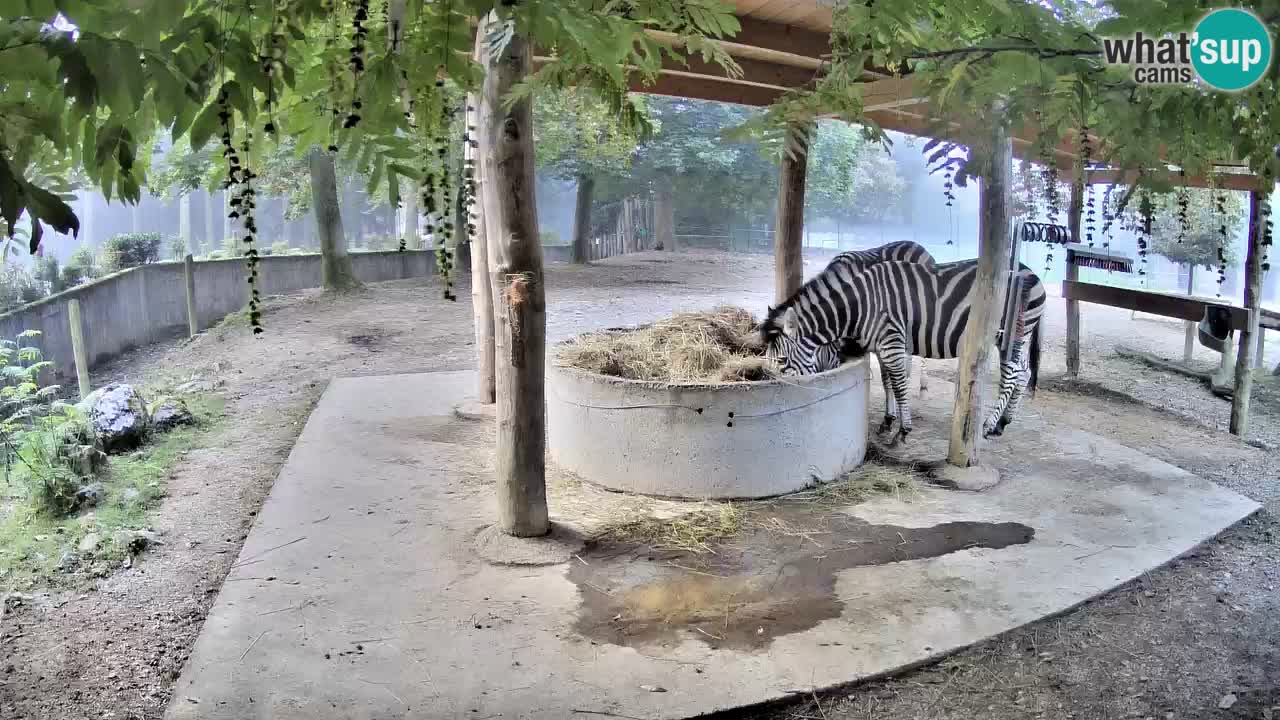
[827,240,937,392]
[760,258,1045,445]
[829,240,937,273]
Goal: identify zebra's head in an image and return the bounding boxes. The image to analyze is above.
[759,306,841,376]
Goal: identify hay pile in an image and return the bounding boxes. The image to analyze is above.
[556,306,778,383]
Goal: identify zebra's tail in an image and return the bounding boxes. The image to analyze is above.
[1028,318,1041,398]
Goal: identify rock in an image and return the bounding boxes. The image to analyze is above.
[58,551,80,571]
[149,397,196,432]
[74,483,105,509]
[1219,693,1238,710]
[121,529,163,554]
[79,533,101,553]
[81,384,150,453]
[929,464,1002,491]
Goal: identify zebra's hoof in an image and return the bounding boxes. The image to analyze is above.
[878,415,896,434]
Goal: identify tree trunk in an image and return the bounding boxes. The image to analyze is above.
[948,111,1013,469]
[1183,264,1197,363]
[203,191,216,254]
[774,123,810,303]
[309,148,362,291]
[477,15,548,537]
[1229,190,1265,436]
[571,174,594,263]
[654,189,674,251]
[1064,166,1084,376]
[178,194,191,258]
[468,92,496,404]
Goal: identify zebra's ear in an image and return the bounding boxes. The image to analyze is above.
[780,307,799,337]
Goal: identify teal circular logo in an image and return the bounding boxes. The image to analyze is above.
[1191,9,1273,91]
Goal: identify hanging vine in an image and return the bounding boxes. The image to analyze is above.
[344,0,370,129]
[1080,125,1095,248]
[1261,164,1274,274]
[1176,169,1191,245]
[1136,189,1152,277]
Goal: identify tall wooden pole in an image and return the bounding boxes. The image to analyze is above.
[570,174,594,263]
[1229,189,1265,436]
[184,254,198,337]
[774,123,810,303]
[67,298,91,400]
[468,90,496,404]
[1065,165,1084,376]
[1183,265,1197,363]
[478,16,549,537]
[948,111,1013,468]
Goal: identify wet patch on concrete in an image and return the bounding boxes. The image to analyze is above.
[569,507,1033,651]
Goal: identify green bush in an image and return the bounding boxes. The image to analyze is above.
[101,233,162,271]
[0,263,48,312]
[271,240,290,255]
[14,408,101,517]
[67,244,99,279]
[34,256,63,293]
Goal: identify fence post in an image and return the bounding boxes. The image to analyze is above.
[67,298,91,399]
[184,254,199,337]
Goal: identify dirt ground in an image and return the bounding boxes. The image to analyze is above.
[0,249,1276,720]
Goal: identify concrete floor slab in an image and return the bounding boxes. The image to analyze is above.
[166,370,1259,720]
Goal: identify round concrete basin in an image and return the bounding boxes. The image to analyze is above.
[546,356,870,499]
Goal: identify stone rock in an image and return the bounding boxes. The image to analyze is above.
[73,483,105,509]
[149,397,196,432]
[80,384,150,453]
[929,464,1002,491]
[58,551,80,571]
[78,532,101,553]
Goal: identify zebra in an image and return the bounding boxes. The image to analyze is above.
[825,240,938,393]
[759,258,1045,446]
[829,240,937,274]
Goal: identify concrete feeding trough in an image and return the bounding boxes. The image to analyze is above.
[546,355,870,499]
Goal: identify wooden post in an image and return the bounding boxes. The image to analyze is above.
[184,254,198,337]
[571,174,594,263]
[1183,265,1197,363]
[1229,189,1265,436]
[655,190,675,251]
[1065,166,1084,376]
[478,15,549,537]
[948,112,1013,468]
[67,298,90,400]
[774,123,809,303]
[467,92,497,404]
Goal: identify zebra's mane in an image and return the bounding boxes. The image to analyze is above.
[759,262,849,339]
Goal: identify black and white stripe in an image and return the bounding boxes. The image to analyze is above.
[761,258,1045,444]
[829,240,937,274]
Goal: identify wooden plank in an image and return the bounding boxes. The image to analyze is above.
[183,254,198,338]
[948,106,1013,468]
[67,298,91,400]
[467,85,496,405]
[1086,167,1262,192]
[629,72,785,107]
[1062,280,1251,329]
[478,14,549,537]
[1230,190,1265,436]
[774,123,809,302]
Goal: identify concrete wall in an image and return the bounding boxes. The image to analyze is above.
[0,251,437,383]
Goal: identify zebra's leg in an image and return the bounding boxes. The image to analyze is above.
[876,340,914,446]
[876,353,897,433]
[918,357,929,394]
[983,337,1027,437]
[995,333,1035,432]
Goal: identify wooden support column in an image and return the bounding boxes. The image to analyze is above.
[948,112,1013,469]
[184,254,198,338]
[67,298,90,399]
[1229,189,1265,436]
[774,124,810,303]
[1183,265,1197,363]
[654,189,675,250]
[570,174,594,263]
[1065,166,1084,376]
[468,91,496,404]
[477,15,549,537]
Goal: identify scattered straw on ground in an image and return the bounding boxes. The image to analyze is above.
[555,306,776,383]
[587,462,920,554]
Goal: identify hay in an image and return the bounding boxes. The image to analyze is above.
[556,305,776,383]
[784,462,920,506]
[593,503,745,554]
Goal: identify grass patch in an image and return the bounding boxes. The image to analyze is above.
[0,392,224,589]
